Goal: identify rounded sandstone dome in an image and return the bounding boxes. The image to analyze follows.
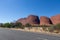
[40,16,52,25]
[17,18,27,25]
[50,14,60,25]
[27,15,40,25]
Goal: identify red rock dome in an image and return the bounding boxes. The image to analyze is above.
[17,18,27,25]
[40,16,52,25]
[17,15,40,25]
[50,14,60,25]
[27,15,40,25]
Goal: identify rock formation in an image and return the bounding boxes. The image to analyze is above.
[40,16,52,25]
[17,14,60,26]
[50,14,60,25]
[17,15,40,25]
[27,15,40,25]
[17,18,27,25]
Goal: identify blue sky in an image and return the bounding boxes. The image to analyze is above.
[0,0,60,23]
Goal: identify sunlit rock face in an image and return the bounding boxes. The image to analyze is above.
[17,14,60,26]
[27,15,40,25]
[17,15,40,25]
[40,16,52,25]
[17,18,28,25]
[50,14,60,25]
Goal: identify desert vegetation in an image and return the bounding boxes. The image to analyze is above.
[0,22,60,33]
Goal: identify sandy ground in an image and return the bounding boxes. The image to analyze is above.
[9,28,60,37]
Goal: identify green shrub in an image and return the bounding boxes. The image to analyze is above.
[48,25,55,32]
[3,23,11,28]
[2,22,24,29]
[55,23,60,30]
[40,25,49,27]
[25,23,31,27]
[15,22,23,28]
[9,23,16,28]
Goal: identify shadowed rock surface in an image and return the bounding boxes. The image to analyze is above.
[50,14,60,25]
[27,15,40,25]
[40,16,52,25]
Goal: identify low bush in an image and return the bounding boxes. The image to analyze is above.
[25,23,31,27]
[48,25,55,32]
[40,25,49,27]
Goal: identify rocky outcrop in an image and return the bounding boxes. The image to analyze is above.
[17,15,40,25]
[27,15,40,25]
[17,14,60,26]
[17,18,27,25]
[50,14,60,25]
[40,16,52,25]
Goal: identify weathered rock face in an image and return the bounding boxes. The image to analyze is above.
[17,14,60,26]
[50,14,60,25]
[17,18,27,25]
[27,15,40,25]
[17,15,40,25]
[40,16,52,25]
